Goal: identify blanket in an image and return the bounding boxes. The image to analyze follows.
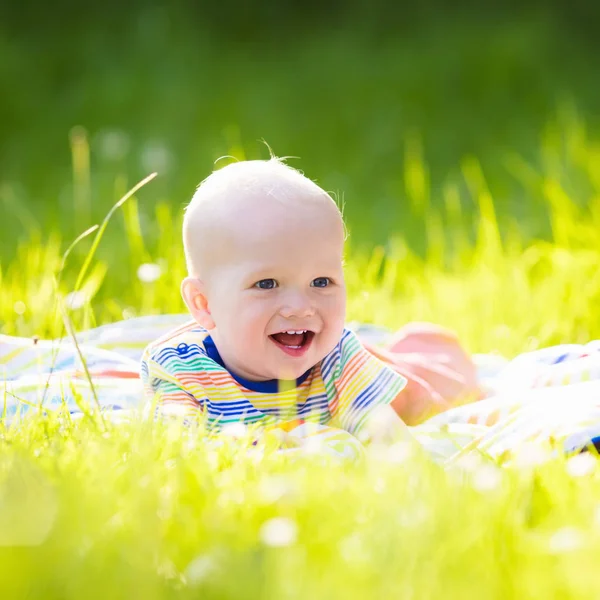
[3,315,600,462]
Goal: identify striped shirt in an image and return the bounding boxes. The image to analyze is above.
[140,321,406,437]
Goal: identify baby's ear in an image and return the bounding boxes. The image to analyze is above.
[181,277,216,330]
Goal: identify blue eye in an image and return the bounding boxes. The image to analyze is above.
[311,277,331,288]
[254,279,278,290]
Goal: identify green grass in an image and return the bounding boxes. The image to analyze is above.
[1,110,600,597]
[4,6,600,594]
[2,415,600,599]
[3,8,600,255]
[3,108,600,352]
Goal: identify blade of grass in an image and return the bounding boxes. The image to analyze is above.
[74,172,157,293]
[58,224,99,279]
[58,296,106,430]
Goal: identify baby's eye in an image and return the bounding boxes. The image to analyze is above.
[311,277,331,288]
[254,279,278,290]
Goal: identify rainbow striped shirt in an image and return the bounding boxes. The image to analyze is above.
[140,321,406,437]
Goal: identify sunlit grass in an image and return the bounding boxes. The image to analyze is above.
[0,414,600,598]
[3,110,600,353]
[2,115,600,597]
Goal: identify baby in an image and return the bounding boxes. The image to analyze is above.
[140,158,414,447]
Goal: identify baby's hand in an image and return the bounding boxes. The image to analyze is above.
[362,322,482,425]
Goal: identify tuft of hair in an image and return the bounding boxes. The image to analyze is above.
[182,157,344,276]
[185,157,335,206]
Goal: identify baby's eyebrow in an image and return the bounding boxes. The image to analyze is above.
[243,259,343,279]
[246,267,278,277]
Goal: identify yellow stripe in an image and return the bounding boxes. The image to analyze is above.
[0,346,30,365]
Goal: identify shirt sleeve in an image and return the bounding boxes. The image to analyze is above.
[140,346,206,423]
[323,329,407,437]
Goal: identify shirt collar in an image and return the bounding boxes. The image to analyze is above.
[203,335,311,393]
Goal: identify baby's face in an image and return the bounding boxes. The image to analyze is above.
[203,199,346,382]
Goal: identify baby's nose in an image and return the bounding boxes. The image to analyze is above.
[279,291,315,318]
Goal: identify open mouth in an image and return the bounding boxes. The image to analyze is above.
[269,329,315,357]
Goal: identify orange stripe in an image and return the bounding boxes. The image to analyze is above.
[160,397,201,409]
[336,352,366,390]
[80,369,140,379]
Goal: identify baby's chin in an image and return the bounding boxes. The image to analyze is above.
[239,359,312,382]
[255,332,336,381]
[264,357,317,382]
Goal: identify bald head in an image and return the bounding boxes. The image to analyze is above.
[183,159,344,279]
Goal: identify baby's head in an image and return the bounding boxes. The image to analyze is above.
[182,158,346,382]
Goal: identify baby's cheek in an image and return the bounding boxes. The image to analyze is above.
[321,315,346,355]
[331,288,346,314]
[330,296,347,328]
[243,308,272,341]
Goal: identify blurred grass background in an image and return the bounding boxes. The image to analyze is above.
[2,0,600,347]
[2,0,600,252]
[5,6,600,597]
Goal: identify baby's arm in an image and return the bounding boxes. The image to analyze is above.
[361,322,481,425]
[326,329,419,448]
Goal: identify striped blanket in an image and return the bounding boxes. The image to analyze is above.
[3,315,600,462]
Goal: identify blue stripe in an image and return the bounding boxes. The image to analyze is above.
[204,398,262,418]
[295,393,329,412]
[343,370,397,432]
[320,343,341,379]
[155,344,205,363]
[553,353,569,364]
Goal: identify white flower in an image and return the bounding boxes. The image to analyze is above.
[373,476,387,494]
[566,453,596,478]
[453,453,483,473]
[141,141,172,173]
[340,533,368,564]
[221,422,248,438]
[64,291,87,310]
[246,448,265,463]
[472,464,502,492]
[137,263,162,283]
[13,301,26,315]
[95,129,130,161]
[387,441,414,464]
[548,527,583,553]
[512,443,551,469]
[184,554,217,584]
[397,505,430,529]
[593,505,600,528]
[368,441,413,464]
[259,517,298,547]
[122,307,137,320]
[258,476,292,504]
